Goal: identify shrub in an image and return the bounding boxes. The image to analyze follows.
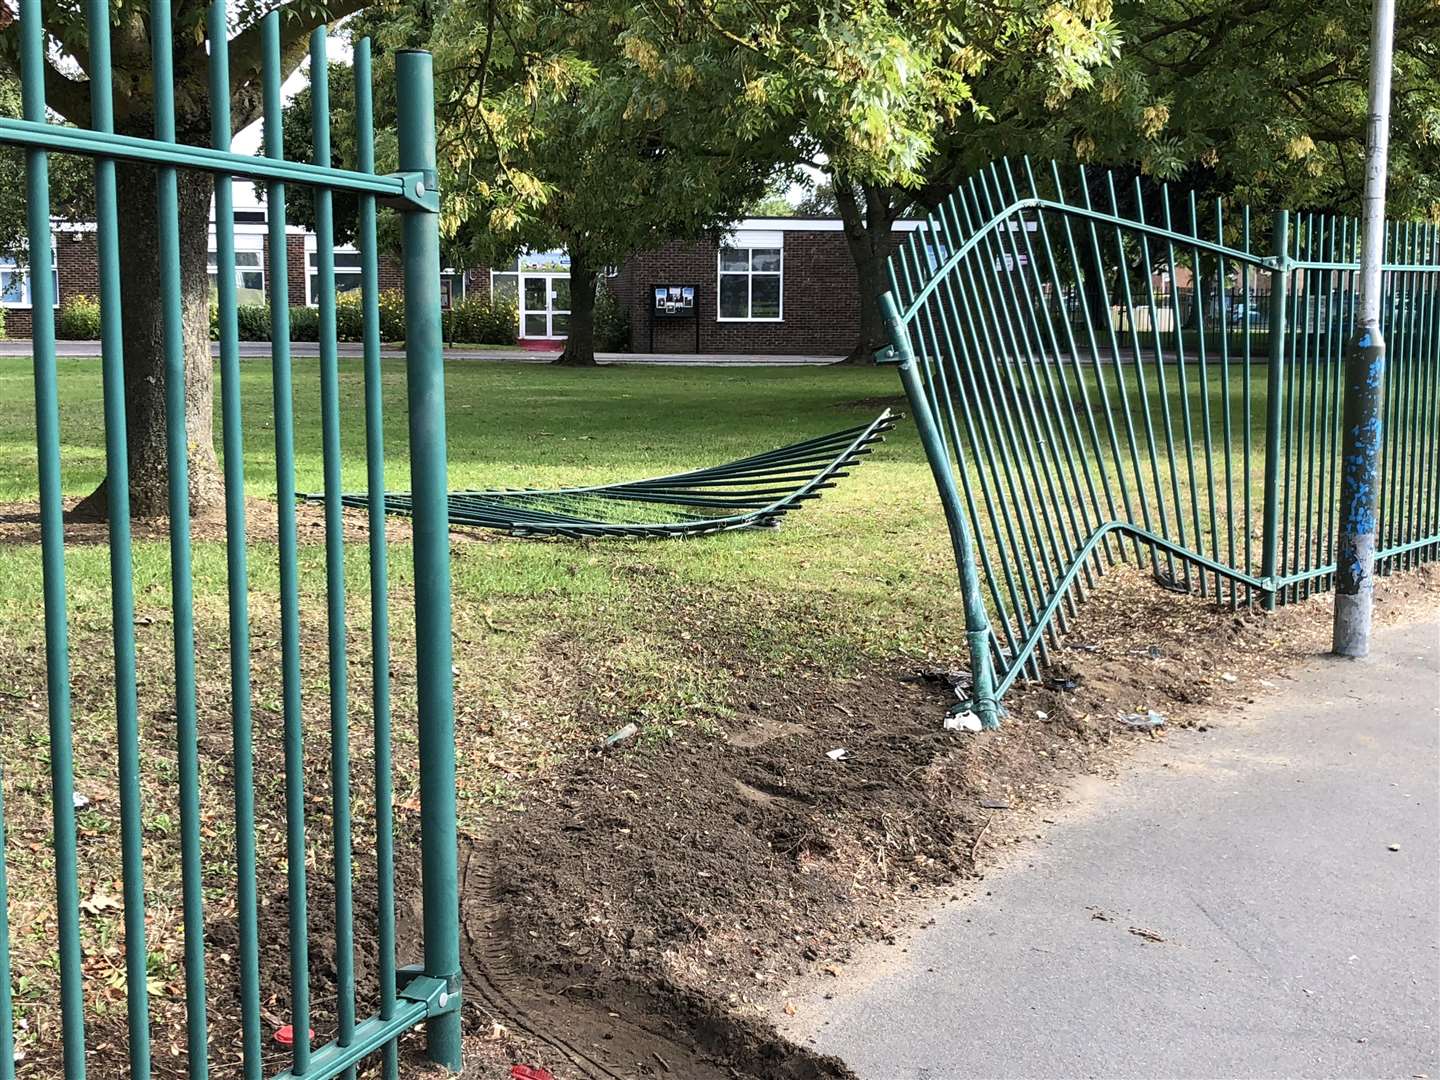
[287,305,320,342]
[593,282,629,352]
[56,294,102,340]
[444,294,518,345]
[0,305,7,340]
[335,291,365,342]
[377,289,407,342]
[236,304,271,341]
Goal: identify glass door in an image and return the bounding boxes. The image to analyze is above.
[520,273,571,338]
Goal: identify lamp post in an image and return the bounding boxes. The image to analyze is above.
[1332,0,1395,657]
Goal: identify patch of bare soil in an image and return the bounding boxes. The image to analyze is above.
[470,563,1439,1079]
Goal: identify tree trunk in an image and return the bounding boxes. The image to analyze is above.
[71,162,223,521]
[554,254,598,367]
[833,180,898,365]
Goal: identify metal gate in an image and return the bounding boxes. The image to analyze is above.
[882,159,1440,726]
[0,0,461,1076]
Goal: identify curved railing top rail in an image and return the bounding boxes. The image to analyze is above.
[890,157,1440,324]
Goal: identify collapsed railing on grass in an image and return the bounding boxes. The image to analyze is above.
[306,410,899,538]
[881,159,1440,727]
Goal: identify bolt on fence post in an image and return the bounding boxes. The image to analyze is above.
[396,48,463,1071]
[1333,0,1394,657]
[882,292,999,727]
[1260,210,1290,611]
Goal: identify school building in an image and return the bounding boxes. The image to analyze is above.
[3,204,933,355]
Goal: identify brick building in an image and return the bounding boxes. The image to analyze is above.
[468,219,925,355]
[5,210,923,356]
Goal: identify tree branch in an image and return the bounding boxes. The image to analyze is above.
[226,0,372,129]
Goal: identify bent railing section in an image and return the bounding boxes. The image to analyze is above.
[308,410,899,538]
[882,159,1439,725]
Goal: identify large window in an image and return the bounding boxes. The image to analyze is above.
[440,271,467,309]
[307,248,364,306]
[717,237,782,321]
[208,236,265,305]
[0,236,58,308]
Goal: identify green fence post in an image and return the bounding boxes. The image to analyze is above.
[882,291,999,727]
[1260,211,1290,610]
[396,48,463,1072]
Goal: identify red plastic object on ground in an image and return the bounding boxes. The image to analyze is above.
[511,1067,555,1080]
[273,1024,314,1047]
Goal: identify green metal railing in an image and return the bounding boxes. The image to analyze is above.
[0,3,461,1076]
[882,160,1440,726]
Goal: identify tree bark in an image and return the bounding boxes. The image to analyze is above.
[71,162,223,521]
[833,179,900,365]
[554,250,599,367]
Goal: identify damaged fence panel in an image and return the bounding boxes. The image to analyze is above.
[882,159,1440,723]
[0,4,460,1075]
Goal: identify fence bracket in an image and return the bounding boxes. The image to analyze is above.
[874,344,902,365]
[397,968,462,1017]
[380,169,440,213]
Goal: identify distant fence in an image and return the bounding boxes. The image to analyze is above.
[882,159,1439,725]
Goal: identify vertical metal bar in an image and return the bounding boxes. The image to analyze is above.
[1188,192,1222,599]
[309,29,359,1077]
[85,0,152,1070]
[1079,169,1150,566]
[1279,218,1305,602]
[1033,160,1122,566]
[1261,211,1291,609]
[208,5,261,1074]
[263,11,311,1074]
[1133,188,1190,585]
[1242,208,1254,604]
[1013,159,1112,576]
[903,223,1028,670]
[1417,230,1440,561]
[1215,198,1237,606]
[1314,220,1341,594]
[1296,224,1319,597]
[964,175,1078,626]
[981,167,1091,598]
[885,292,999,725]
[938,196,1054,664]
[150,0,210,1066]
[354,35,400,1080]
[1161,187,1206,593]
[396,48,464,1071]
[901,220,1027,665]
[1108,177,1171,582]
[20,1,87,1072]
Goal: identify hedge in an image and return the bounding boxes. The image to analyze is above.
[56,295,102,340]
[442,295,518,345]
[64,289,520,346]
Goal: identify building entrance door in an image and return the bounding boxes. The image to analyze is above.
[520,273,570,339]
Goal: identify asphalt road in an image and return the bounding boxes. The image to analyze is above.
[786,614,1440,1080]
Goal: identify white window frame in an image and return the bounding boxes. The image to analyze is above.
[716,235,783,322]
[304,239,365,307]
[207,228,266,303]
[0,235,59,309]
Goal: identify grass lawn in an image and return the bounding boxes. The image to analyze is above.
[0,357,961,1073]
[0,352,1393,1074]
